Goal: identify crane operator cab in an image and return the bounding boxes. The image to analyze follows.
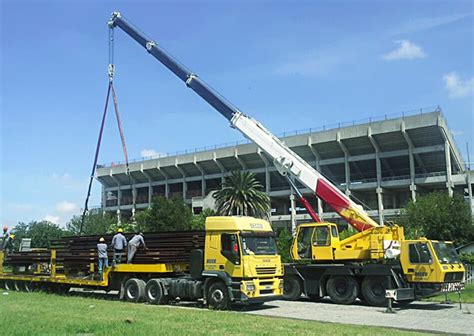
[291,223,340,261]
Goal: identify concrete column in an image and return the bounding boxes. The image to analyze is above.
[337,132,351,196]
[175,159,187,201]
[101,185,106,210]
[368,127,384,224]
[308,137,324,218]
[141,167,153,208]
[155,164,169,198]
[234,148,246,170]
[401,122,417,201]
[444,139,453,197]
[213,152,225,187]
[376,187,384,225]
[258,149,271,193]
[194,157,206,197]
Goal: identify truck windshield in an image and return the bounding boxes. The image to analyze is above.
[240,234,277,256]
[432,241,460,264]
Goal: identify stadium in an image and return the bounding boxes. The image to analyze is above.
[96,108,473,229]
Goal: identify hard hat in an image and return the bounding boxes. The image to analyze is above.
[118,228,123,233]
[99,237,105,242]
[3,226,7,232]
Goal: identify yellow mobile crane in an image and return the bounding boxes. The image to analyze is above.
[105,12,465,307]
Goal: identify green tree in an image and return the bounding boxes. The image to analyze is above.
[398,192,474,245]
[276,229,294,263]
[11,221,66,250]
[191,208,216,230]
[66,210,116,235]
[214,171,270,218]
[136,196,193,232]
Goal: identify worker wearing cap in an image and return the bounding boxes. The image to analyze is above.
[97,237,108,280]
[3,233,15,256]
[111,228,127,266]
[127,233,146,264]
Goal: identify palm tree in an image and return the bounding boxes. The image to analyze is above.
[214,171,270,218]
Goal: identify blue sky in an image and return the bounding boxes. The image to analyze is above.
[1,0,473,227]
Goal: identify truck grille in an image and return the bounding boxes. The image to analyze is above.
[256,267,276,275]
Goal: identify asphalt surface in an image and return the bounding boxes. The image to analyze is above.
[240,298,474,335]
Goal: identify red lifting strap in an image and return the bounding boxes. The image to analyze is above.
[80,81,131,235]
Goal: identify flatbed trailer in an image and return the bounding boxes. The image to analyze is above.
[0,217,284,310]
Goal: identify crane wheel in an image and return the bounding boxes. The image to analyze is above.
[145,279,168,305]
[207,282,230,310]
[361,276,390,307]
[326,275,358,305]
[282,276,302,301]
[123,278,146,302]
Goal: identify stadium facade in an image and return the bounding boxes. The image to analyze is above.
[96,109,473,228]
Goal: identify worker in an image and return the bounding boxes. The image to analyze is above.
[3,233,15,255]
[97,237,108,280]
[1,226,8,251]
[111,228,127,266]
[127,233,146,264]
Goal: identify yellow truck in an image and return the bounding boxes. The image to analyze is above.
[0,216,283,310]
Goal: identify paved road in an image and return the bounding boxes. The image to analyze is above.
[240,299,474,335]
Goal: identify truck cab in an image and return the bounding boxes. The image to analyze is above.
[203,216,283,305]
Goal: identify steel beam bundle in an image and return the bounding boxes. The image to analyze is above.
[6,231,205,271]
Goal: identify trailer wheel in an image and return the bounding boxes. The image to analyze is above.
[361,276,389,307]
[22,281,33,292]
[326,275,358,305]
[207,282,230,310]
[13,281,22,291]
[145,279,167,305]
[124,278,146,303]
[283,276,302,301]
[4,280,14,291]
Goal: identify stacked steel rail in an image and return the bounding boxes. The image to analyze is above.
[6,231,205,273]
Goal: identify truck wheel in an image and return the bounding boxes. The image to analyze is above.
[4,280,14,291]
[283,276,302,301]
[207,282,230,310]
[124,278,146,302]
[326,275,358,305]
[22,281,33,292]
[361,276,389,307]
[13,281,22,291]
[145,279,167,305]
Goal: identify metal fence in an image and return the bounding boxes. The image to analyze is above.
[465,264,473,284]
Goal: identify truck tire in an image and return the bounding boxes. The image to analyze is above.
[326,275,358,305]
[207,282,230,310]
[145,279,168,305]
[124,278,146,302]
[22,281,33,292]
[4,280,14,291]
[361,276,389,307]
[13,281,22,291]
[283,276,302,301]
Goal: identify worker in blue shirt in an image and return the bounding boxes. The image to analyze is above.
[111,228,127,266]
[97,237,108,280]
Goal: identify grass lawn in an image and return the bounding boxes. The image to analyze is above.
[0,291,426,336]
[424,283,474,303]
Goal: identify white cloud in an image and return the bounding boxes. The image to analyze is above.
[443,72,474,98]
[382,40,427,60]
[140,149,162,158]
[391,13,472,35]
[56,201,78,213]
[44,215,60,224]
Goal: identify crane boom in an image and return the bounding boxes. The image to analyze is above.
[108,12,379,231]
